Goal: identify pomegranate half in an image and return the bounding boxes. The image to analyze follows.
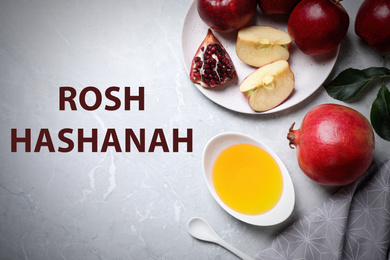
[287,104,375,186]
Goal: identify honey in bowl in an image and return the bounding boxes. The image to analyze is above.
[212,143,283,215]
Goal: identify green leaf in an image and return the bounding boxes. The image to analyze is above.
[370,84,390,141]
[324,67,390,101]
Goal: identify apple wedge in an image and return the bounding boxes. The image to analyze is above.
[236,26,292,67]
[239,60,294,112]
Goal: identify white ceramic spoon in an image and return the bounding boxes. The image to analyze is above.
[187,217,255,260]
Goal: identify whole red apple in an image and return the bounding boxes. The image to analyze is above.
[355,0,390,53]
[258,0,301,15]
[197,0,257,32]
[287,0,349,55]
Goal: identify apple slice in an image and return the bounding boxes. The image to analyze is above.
[239,60,294,112]
[236,26,292,67]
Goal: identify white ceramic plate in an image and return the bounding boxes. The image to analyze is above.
[181,1,339,114]
[202,132,295,226]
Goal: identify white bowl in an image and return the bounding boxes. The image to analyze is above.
[202,132,295,226]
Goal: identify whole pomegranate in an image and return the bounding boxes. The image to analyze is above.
[287,104,375,186]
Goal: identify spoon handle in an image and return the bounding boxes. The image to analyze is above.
[216,237,256,260]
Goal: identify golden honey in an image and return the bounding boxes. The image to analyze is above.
[212,143,283,215]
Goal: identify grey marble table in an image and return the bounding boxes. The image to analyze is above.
[1,0,389,259]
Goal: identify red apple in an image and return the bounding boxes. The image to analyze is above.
[287,0,349,55]
[355,0,390,53]
[197,0,258,32]
[258,0,301,15]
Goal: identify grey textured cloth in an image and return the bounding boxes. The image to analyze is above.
[256,159,390,260]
